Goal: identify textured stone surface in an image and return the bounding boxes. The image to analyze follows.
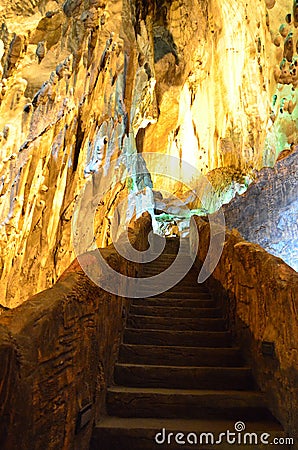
[92,248,285,449]
[0,0,297,307]
[222,148,298,271]
[141,0,298,169]
[0,271,117,450]
[0,0,138,306]
[192,216,298,440]
[0,213,152,450]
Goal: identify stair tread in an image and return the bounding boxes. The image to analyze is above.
[130,306,219,314]
[139,295,211,298]
[127,315,226,331]
[133,298,216,307]
[125,327,231,335]
[95,416,283,431]
[129,314,224,320]
[130,305,218,309]
[106,386,277,421]
[149,293,211,298]
[128,315,225,325]
[137,298,213,303]
[124,329,232,347]
[106,386,271,416]
[147,295,211,298]
[106,386,269,411]
[108,386,263,397]
[120,344,238,351]
[119,344,241,363]
[116,363,250,369]
[92,419,286,449]
[114,363,253,389]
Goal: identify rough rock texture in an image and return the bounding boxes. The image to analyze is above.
[0,213,152,450]
[0,271,115,450]
[0,0,297,307]
[141,0,298,169]
[223,148,298,271]
[192,216,298,440]
[0,0,139,306]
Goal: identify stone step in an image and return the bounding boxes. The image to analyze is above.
[142,258,191,267]
[142,267,197,274]
[144,256,193,260]
[145,289,211,297]
[140,282,210,296]
[142,271,201,284]
[141,285,209,294]
[168,284,208,291]
[91,417,286,450]
[142,266,196,272]
[173,280,206,288]
[106,387,273,420]
[141,264,195,271]
[150,291,212,298]
[127,315,226,331]
[118,344,243,367]
[142,258,190,264]
[129,304,222,318]
[123,328,232,347]
[133,297,216,308]
[140,269,200,277]
[114,364,254,390]
[140,274,199,283]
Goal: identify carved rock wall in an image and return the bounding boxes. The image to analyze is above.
[0,271,114,450]
[0,213,152,450]
[192,216,298,439]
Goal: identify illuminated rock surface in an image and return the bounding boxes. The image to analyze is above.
[223,147,298,271]
[0,0,297,306]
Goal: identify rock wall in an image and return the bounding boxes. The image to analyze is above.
[192,216,298,439]
[0,0,145,306]
[0,270,114,450]
[0,0,297,306]
[0,213,152,450]
[140,0,298,171]
[222,148,298,271]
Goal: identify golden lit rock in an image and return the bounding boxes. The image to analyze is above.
[0,2,297,448]
[0,0,297,306]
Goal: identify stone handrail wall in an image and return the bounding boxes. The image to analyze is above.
[0,213,152,450]
[192,216,298,439]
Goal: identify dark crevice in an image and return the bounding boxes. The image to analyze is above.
[153,32,178,64]
[133,0,155,36]
[136,127,145,153]
[153,1,179,64]
[132,0,179,65]
[73,117,84,172]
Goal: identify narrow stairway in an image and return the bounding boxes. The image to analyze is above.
[90,242,286,449]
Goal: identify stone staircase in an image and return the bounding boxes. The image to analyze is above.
[90,242,287,449]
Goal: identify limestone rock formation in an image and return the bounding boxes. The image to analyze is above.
[223,147,298,272]
[0,0,297,306]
